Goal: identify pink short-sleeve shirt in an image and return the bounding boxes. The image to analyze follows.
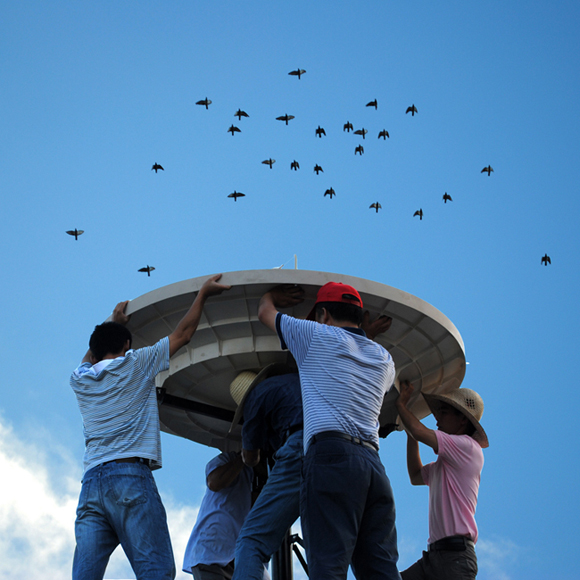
[421,430,484,544]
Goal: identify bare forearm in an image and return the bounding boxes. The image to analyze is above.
[242,448,261,467]
[406,435,425,485]
[207,452,245,492]
[396,401,438,451]
[258,292,278,332]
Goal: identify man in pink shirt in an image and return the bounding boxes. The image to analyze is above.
[395,381,488,580]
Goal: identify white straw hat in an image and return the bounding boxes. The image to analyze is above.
[422,388,489,448]
[228,363,292,432]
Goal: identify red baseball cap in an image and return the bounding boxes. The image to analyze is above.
[307,282,363,320]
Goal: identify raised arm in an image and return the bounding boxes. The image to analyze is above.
[168,274,231,357]
[258,284,305,332]
[361,311,392,341]
[206,452,245,492]
[406,434,426,486]
[395,380,438,452]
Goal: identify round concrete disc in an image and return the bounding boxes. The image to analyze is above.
[122,269,466,451]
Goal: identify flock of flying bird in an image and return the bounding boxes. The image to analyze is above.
[65,67,551,271]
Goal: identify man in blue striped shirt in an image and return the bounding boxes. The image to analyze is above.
[71,274,231,580]
[258,281,400,580]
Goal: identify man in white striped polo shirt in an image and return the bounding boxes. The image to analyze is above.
[258,282,401,580]
[71,274,230,580]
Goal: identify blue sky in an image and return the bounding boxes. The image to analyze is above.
[1,2,579,579]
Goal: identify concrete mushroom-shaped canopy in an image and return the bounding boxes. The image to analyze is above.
[123,270,466,451]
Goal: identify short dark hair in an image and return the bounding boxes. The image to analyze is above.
[89,322,132,361]
[315,302,363,326]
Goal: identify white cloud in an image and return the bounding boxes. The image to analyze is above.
[477,535,523,580]
[0,416,201,580]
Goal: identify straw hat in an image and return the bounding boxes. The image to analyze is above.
[228,363,292,432]
[422,388,489,448]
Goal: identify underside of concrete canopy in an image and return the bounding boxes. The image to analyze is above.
[122,270,466,451]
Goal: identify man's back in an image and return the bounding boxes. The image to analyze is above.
[70,337,170,473]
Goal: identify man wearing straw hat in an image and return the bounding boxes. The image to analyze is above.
[395,380,488,580]
[258,282,400,580]
[228,365,304,580]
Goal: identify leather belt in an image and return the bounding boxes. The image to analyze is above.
[311,431,379,451]
[102,457,151,468]
[428,536,474,552]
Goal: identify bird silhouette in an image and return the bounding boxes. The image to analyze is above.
[66,229,84,240]
[228,191,245,201]
[290,160,300,171]
[138,266,155,277]
[315,126,326,138]
[354,128,368,139]
[414,209,423,220]
[481,165,494,176]
[288,68,306,79]
[541,254,551,266]
[228,125,241,136]
[366,99,378,109]
[443,193,453,203]
[151,163,164,173]
[314,164,324,174]
[234,109,249,120]
[406,104,418,116]
[276,114,295,125]
[378,130,390,140]
[355,145,364,155]
[324,187,336,198]
[369,202,381,213]
[262,158,276,168]
[343,121,353,132]
[196,98,212,109]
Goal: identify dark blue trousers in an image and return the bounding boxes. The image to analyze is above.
[301,436,400,580]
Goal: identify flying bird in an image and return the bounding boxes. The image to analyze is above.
[314,164,323,174]
[369,202,381,213]
[354,128,368,139]
[262,158,276,168]
[234,109,249,120]
[541,254,551,266]
[366,99,378,109]
[276,114,295,125]
[290,160,300,171]
[406,104,418,116]
[151,163,164,173]
[138,265,155,277]
[355,145,364,155]
[315,125,326,138]
[324,187,336,198]
[343,121,353,132]
[228,125,241,136]
[288,68,306,79]
[481,165,494,176]
[443,193,453,203]
[66,229,84,240]
[228,191,245,201]
[196,97,212,109]
[414,209,423,220]
[378,130,390,140]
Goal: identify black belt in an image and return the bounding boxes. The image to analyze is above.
[428,536,474,552]
[311,431,379,451]
[102,457,151,468]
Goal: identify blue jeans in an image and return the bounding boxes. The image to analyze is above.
[232,430,303,580]
[72,461,175,580]
[301,436,401,580]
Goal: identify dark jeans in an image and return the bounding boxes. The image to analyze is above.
[301,436,400,580]
[400,543,478,580]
